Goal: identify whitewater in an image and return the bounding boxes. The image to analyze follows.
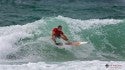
[0,61,125,70]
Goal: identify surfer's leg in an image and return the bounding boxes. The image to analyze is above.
[51,35,57,44]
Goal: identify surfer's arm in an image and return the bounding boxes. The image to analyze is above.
[60,34,70,43]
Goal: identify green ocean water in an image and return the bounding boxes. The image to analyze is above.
[0,0,125,65]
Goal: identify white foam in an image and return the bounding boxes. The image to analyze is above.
[0,61,125,70]
[57,15,122,29]
[0,33,30,57]
[0,19,45,58]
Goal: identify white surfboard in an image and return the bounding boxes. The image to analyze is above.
[65,41,88,46]
[55,41,88,49]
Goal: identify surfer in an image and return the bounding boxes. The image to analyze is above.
[51,25,70,45]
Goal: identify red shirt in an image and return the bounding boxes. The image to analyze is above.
[52,28,63,36]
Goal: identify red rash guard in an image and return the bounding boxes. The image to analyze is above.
[52,28,63,37]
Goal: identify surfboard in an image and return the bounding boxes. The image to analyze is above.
[65,41,88,46]
[55,41,88,49]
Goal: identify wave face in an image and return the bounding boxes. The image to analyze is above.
[0,16,124,63]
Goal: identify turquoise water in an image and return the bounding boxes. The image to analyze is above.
[0,0,125,70]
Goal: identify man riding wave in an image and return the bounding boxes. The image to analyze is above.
[51,25,70,45]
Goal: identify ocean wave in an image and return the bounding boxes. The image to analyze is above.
[0,16,124,62]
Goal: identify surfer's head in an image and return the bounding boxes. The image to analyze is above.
[58,25,62,31]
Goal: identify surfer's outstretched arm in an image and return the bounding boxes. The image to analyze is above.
[60,34,70,43]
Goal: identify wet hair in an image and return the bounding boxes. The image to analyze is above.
[58,25,62,28]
